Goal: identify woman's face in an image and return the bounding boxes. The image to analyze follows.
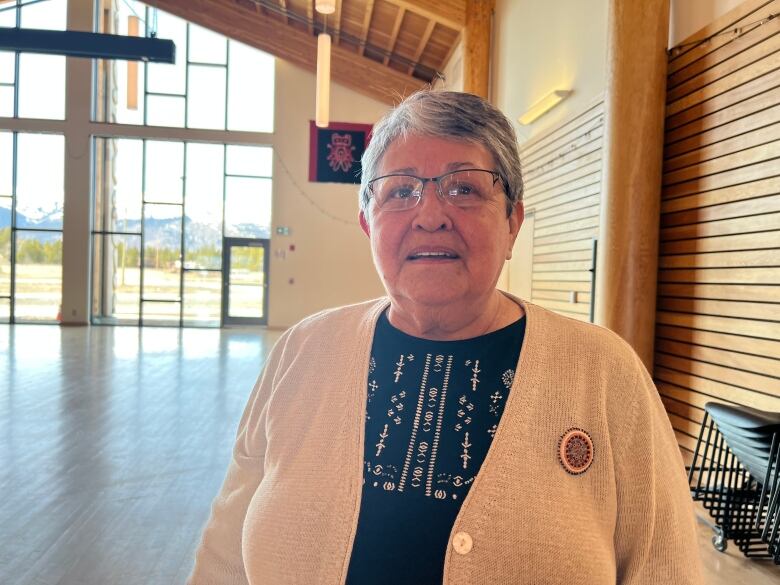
[359,134,523,312]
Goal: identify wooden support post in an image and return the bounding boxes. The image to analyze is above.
[595,0,670,370]
[463,0,493,98]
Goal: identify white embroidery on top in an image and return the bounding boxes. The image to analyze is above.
[502,368,514,388]
[470,359,481,391]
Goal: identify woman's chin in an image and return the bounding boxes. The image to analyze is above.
[392,284,467,310]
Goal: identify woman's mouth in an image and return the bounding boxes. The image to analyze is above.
[407,250,460,261]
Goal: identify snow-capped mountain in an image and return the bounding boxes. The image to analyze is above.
[0,206,270,247]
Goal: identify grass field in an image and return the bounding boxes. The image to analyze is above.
[2,264,264,324]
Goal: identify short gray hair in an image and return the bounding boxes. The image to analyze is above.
[359,90,524,215]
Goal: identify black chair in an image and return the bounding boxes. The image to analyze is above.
[688,402,780,562]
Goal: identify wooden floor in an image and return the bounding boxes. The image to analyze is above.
[694,502,780,584]
[0,324,282,585]
[1,324,778,584]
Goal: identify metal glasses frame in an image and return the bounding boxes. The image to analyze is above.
[366,168,509,211]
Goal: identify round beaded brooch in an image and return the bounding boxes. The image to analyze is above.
[558,428,594,475]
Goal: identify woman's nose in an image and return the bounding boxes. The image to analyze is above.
[412,180,453,232]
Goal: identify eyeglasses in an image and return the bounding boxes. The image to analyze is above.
[366,168,508,212]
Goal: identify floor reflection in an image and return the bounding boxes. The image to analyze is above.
[0,324,282,585]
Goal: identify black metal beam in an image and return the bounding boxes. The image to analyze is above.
[0,27,175,63]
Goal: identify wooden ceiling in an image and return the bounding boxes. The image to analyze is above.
[144,0,466,104]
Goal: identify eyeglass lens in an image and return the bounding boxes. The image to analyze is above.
[371,170,498,211]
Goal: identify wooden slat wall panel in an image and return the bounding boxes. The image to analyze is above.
[656,0,780,462]
[518,97,604,321]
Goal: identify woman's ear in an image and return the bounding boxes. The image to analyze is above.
[506,201,524,259]
[509,201,524,236]
[359,210,371,237]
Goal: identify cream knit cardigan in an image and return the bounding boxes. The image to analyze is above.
[189,296,703,585]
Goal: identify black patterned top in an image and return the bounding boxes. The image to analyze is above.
[345,310,526,585]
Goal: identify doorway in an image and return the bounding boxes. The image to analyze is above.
[222,238,269,326]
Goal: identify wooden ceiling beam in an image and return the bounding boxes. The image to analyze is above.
[278,0,289,25]
[440,30,461,71]
[408,19,435,75]
[383,7,404,66]
[384,0,465,31]
[333,0,343,45]
[144,0,424,105]
[360,0,375,56]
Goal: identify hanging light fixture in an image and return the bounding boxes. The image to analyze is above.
[126,15,140,110]
[315,31,331,128]
[315,0,336,14]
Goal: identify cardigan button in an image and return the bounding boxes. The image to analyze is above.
[452,531,473,555]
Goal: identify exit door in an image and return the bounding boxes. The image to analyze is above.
[222,238,269,326]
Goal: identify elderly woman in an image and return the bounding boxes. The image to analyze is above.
[189,91,703,584]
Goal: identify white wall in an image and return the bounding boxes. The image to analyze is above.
[268,61,388,328]
[491,0,609,144]
[489,0,609,290]
[669,0,747,47]
[491,0,750,142]
[489,0,747,298]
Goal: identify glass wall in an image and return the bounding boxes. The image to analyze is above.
[94,0,274,133]
[92,138,272,326]
[89,1,276,327]
[0,132,65,323]
[0,1,68,323]
[0,0,276,327]
[0,0,67,120]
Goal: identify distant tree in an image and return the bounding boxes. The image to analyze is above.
[17,238,45,263]
[144,246,180,269]
[126,246,140,266]
[231,246,263,269]
[0,227,10,260]
[43,240,62,264]
[186,244,221,269]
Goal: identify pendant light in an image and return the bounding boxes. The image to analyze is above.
[126,16,140,110]
[315,31,331,128]
[315,0,336,14]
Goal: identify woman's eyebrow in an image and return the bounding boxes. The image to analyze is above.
[382,162,479,175]
[446,161,478,171]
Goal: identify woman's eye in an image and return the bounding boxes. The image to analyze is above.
[448,183,479,197]
[390,186,415,199]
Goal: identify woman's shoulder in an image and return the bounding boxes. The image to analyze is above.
[523,301,637,360]
[518,301,649,402]
[521,301,658,425]
[290,297,388,332]
[255,298,388,392]
[272,297,389,355]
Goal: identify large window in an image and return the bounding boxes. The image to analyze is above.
[0,0,68,324]
[94,1,274,132]
[0,0,276,327]
[0,131,65,323]
[0,0,67,120]
[92,138,272,326]
[89,1,275,327]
